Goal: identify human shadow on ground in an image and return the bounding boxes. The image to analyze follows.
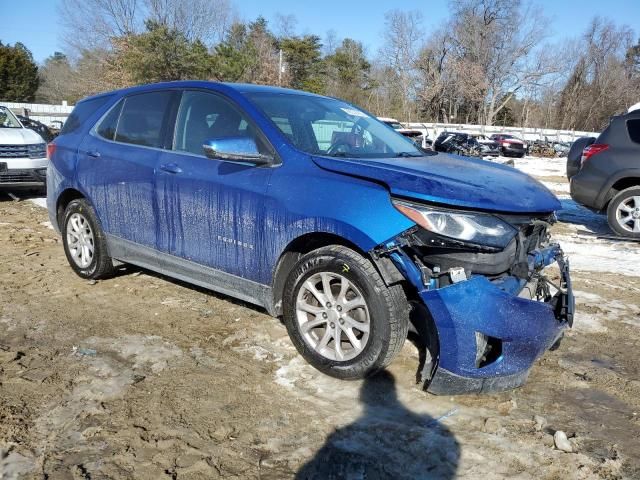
[296,370,460,480]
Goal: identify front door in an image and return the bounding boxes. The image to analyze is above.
[155,90,276,283]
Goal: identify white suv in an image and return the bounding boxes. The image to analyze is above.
[0,105,48,189]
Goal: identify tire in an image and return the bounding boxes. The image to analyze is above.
[282,245,410,380]
[61,198,115,279]
[607,186,640,238]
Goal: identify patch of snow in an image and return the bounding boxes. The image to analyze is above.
[29,197,47,208]
[513,156,566,177]
[555,233,640,277]
[40,220,53,230]
[541,181,570,194]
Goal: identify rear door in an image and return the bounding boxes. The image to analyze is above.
[76,90,178,249]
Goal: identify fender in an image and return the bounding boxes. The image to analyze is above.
[596,168,640,209]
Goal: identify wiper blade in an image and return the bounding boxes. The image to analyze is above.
[325,152,361,158]
[394,151,423,158]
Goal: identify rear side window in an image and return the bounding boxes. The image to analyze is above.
[628,119,640,144]
[114,91,174,148]
[61,95,112,135]
[96,100,123,140]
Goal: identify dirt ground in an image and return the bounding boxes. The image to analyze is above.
[1,157,640,479]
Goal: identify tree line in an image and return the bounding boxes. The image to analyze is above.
[1,0,638,132]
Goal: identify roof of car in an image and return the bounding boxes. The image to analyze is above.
[77,81,322,105]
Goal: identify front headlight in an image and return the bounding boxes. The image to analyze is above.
[28,143,46,159]
[392,199,517,248]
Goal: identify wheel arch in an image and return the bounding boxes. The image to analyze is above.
[598,170,640,209]
[55,188,86,230]
[270,231,405,317]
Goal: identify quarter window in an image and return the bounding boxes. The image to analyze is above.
[96,100,123,140]
[628,119,640,144]
[174,91,269,156]
[61,95,112,135]
[114,91,174,148]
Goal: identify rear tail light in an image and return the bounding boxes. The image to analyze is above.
[581,143,608,166]
[47,142,56,159]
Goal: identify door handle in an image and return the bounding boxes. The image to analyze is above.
[87,150,101,158]
[159,163,183,174]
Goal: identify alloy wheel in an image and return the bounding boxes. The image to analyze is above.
[615,195,640,233]
[295,272,370,361]
[66,213,95,268]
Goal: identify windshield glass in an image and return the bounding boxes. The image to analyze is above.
[0,107,22,128]
[246,92,423,158]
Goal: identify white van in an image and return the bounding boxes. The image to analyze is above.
[0,105,47,189]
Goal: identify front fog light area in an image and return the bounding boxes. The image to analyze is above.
[475,332,502,368]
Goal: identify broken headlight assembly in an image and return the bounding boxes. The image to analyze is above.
[392,198,518,249]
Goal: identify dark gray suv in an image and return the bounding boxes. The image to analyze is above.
[569,110,640,238]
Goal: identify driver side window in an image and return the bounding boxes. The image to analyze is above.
[174,91,268,156]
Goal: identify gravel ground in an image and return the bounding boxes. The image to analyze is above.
[1,156,639,479]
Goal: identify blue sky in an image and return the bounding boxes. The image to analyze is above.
[1,0,639,63]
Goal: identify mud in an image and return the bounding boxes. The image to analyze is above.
[1,170,639,479]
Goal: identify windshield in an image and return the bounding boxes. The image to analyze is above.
[0,107,22,128]
[245,92,423,158]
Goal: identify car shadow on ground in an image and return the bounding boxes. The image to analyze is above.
[295,370,460,480]
[557,198,610,234]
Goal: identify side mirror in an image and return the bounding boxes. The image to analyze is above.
[203,137,273,166]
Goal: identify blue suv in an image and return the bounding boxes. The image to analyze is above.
[47,82,574,394]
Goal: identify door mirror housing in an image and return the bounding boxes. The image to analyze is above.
[203,137,273,166]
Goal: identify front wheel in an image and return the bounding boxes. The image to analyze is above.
[607,187,640,238]
[282,245,410,379]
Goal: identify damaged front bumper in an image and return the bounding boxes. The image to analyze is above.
[379,236,574,395]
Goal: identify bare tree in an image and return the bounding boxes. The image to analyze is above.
[379,9,423,121]
[58,0,141,54]
[60,0,234,55]
[145,0,235,45]
[557,17,635,131]
[448,0,557,125]
[274,13,298,39]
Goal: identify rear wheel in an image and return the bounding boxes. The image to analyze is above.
[62,198,114,279]
[607,186,640,238]
[282,245,409,379]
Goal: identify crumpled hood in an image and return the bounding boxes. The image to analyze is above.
[313,153,561,213]
[0,127,45,145]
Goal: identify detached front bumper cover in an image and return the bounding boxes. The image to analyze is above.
[378,237,573,395]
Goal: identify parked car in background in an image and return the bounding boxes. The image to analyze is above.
[491,134,526,158]
[470,134,501,156]
[378,117,431,150]
[47,81,572,394]
[569,109,640,238]
[17,114,55,143]
[434,131,500,157]
[552,142,570,157]
[0,106,48,190]
[49,120,64,137]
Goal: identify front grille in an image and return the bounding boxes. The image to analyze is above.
[0,169,44,183]
[0,145,30,158]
